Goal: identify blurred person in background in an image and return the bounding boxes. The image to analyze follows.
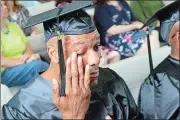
[130,0,165,42]
[130,0,165,27]
[5,0,38,36]
[94,0,160,60]
[1,1,49,87]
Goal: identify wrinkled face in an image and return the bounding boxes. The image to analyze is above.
[47,31,101,85]
[64,31,101,85]
[1,1,8,19]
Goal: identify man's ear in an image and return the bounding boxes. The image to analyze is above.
[47,45,59,63]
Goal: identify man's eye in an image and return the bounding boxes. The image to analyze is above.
[94,44,100,51]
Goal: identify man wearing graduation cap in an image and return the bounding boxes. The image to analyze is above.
[138,1,180,119]
[2,1,137,119]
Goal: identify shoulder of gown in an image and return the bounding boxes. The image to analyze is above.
[98,68,138,119]
[2,75,62,119]
[138,57,180,119]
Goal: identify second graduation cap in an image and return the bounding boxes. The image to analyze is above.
[141,0,179,42]
[25,1,96,96]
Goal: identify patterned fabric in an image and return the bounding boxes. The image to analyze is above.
[104,2,147,57]
[7,6,32,36]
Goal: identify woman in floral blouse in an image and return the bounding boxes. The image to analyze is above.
[95,0,160,59]
[5,0,38,36]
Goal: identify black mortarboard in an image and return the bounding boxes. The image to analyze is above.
[141,0,179,42]
[140,0,179,73]
[24,1,95,96]
[25,1,95,42]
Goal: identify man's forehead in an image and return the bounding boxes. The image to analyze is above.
[66,31,100,43]
[46,31,100,46]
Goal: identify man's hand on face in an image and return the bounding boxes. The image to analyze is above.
[52,52,91,119]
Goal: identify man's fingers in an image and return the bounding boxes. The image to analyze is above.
[65,57,71,95]
[71,52,79,91]
[52,79,60,104]
[84,65,90,90]
[78,56,84,89]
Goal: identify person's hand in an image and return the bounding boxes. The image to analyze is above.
[142,26,148,31]
[26,53,40,63]
[132,21,144,29]
[100,47,109,56]
[52,52,91,119]
[21,54,31,63]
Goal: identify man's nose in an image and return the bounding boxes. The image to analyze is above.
[87,50,100,66]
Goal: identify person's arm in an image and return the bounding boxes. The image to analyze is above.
[108,2,144,35]
[24,42,33,55]
[16,23,40,62]
[1,53,24,68]
[30,26,38,36]
[107,24,138,35]
[95,6,141,36]
[23,42,41,62]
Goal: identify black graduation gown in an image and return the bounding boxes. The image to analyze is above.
[3,68,137,119]
[138,56,180,119]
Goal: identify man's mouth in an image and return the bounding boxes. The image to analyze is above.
[90,69,99,81]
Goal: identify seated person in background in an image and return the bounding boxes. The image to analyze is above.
[5,0,38,36]
[130,0,164,27]
[94,0,160,60]
[138,3,180,119]
[3,2,137,119]
[130,0,165,42]
[1,1,49,87]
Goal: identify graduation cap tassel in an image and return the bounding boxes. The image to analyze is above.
[146,27,154,73]
[56,11,66,96]
[57,32,66,96]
